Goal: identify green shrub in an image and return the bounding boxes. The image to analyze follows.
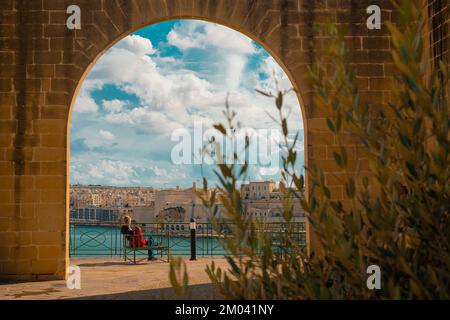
[170,0,449,299]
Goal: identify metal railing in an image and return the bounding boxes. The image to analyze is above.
[69,221,306,258]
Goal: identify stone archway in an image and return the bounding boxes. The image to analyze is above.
[0,0,405,280]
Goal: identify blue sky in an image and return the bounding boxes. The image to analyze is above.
[70,20,304,188]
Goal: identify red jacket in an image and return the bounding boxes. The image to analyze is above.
[130,227,148,248]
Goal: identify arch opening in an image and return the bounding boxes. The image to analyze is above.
[66,18,308,267]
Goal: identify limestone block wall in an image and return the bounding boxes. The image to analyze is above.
[0,0,443,280]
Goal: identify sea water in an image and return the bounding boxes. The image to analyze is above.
[69,224,228,258]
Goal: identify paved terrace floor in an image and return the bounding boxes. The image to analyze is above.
[0,258,228,300]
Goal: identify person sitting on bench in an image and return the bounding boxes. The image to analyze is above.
[120,215,156,261]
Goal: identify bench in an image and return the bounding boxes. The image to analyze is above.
[123,232,170,264]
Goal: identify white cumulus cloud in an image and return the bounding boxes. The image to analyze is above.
[168,21,256,55]
[102,99,127,113]
[99,129,115,140]
[70,21,304,187]
[115,34,156,56]
[73,89,99,113]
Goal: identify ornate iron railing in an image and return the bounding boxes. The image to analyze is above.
[69,221,306,258]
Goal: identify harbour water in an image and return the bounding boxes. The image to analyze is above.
[69,224,228,258]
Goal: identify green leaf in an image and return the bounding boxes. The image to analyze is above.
[226,256,241,276]
[345,178,356,198]
[406,161,419,180]
[282,119,288,136]
[276,92,283,110]
[255,89,273,98]
[326,118,336,133]
[398,130,411,148]
[333,152,344,168]
[213,124,227,135]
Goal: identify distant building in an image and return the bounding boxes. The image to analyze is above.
[131,204,155,223]
[240,181,277,200]
[156,206,186,222]
[91,193,102,207]
[240,180,305,223]
[69,181,306,227]
[121,206,133,219]
[70,207,119,222]
[70,185,155,223]
[154,181,211,223]
[70,185,155,209]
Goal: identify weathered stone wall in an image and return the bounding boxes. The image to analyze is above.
[0,0,444,280]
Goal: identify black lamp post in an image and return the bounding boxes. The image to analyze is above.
[190,200,197,261]
[190,217,196,261]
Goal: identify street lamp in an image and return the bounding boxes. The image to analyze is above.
[190,219,197,231]
[190,217,197,261]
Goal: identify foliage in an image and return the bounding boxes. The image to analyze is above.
[170,0,449,299]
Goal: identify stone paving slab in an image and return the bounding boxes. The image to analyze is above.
[0,258,228,300]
